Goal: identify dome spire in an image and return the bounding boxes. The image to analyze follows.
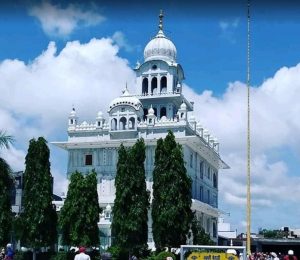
[159,9,164,31]
[122,82,130,96]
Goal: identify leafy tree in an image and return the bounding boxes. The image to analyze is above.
[112,140,150,257]
[19,137,57,249]
[258,229,285,239]
[0,158,13,245]
[59,170,100,246]
[111,144,129,247]
[83,170,101,246]
[191,216,215,245]
[152,131,193,249]
[0,130,14,245]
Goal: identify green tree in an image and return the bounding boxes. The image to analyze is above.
[83,170,101,246]
[0,131,14,246]
[0,130,14,246]
[112,140,150,257]
[259,229,285,239]
[111,144,128,248]
[59,170,100,246]
[19,137,57,250]
[0,158,13,245]
[152,131,193,249]
[191,216,215,245]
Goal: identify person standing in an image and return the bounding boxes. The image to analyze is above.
[0,248,5,260]
[74,247,90,260]
[5,244,14,260]
[283,250,298,260]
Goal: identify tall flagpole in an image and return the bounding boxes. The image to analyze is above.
[246,0,251,256]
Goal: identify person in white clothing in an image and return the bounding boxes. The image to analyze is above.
[74,247,90,260]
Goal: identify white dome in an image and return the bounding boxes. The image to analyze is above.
[144,30,177,62]
[105,204,112,212]
[97,111,103,118]
[196,122,203,128]
[70,108,77,117]
[109,87,142,111]
[148,105,155,115]
[189,114,196,122]
[180,102,187,110]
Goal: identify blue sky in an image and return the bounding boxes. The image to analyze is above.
[1,0,300,234]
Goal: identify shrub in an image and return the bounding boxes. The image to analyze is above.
[107,246,128,260]
[155,251,176,260]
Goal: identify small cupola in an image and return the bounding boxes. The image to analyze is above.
[96,111,105,128]
[147,105,156,126]
[177,102,187,121]
[68,108,78,126]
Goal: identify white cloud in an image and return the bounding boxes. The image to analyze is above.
[0,37,135,192]
[112,31,134,52]
[29,2,105,37]
[183,63,300,231]
[1,146,26,172]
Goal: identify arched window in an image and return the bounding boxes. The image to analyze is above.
[142,78,148,95]
[70,119,73,124]
[129,117,135,129]
[161,76,167,93]
[119,117,127,130]
[160,107,166,117]
[213,173,217,188]
[151,77,157,94]
[143,108,148,121]
[111,118,117,130]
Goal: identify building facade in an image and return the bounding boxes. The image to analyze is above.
[53,12,228,247]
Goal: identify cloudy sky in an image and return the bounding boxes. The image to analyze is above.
[1,0,300,233]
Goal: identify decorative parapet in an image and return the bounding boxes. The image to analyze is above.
[67,115,219,154]
[68,121,110,132]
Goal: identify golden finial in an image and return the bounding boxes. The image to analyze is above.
[159,10,164,31]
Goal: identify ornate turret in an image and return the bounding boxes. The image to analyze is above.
[68,108,78,129]
[96,111,105,128]
[147,105,156,125]
[143,10,177,63]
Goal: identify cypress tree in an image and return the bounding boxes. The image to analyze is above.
[152,131,193,249]
[128,139,150,254]
[111,144,129,247]
[59,171,84,246]
[83,170,101,246]
[0,158,13,245]
[59,170,100,246]
[20,137,57,249]
[112,140,149,256]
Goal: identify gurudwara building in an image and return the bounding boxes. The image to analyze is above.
[54,12,228,247]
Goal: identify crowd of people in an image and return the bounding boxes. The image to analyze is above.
[249,250,298,260]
